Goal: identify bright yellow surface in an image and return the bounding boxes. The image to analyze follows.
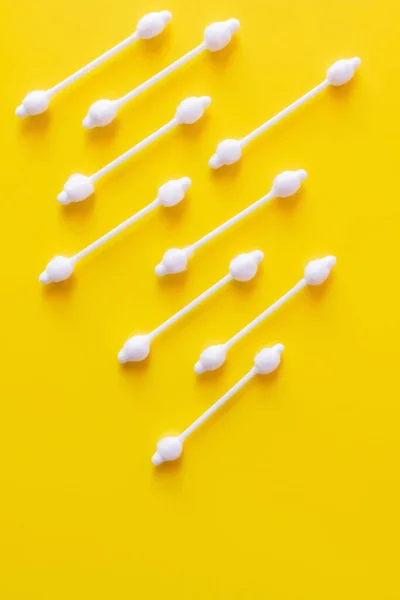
[1,0,400,598]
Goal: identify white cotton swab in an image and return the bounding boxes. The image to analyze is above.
[15,11,172,118]
[155,169,306,277]
[39,177,191,285]
[83,19,240,129]
[194,256,336,374]
[118,250,264,364]
[56,96,211,205]
[151,344,284,466]
[208,57,361,169]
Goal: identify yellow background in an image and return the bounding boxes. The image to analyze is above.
[1,0,400,598]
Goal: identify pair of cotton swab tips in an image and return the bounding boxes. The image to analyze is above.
[83,19,239,129]
[152,344,284,466]
[208,57,361,169]
[56,96,210,205]
[118,250,264,363]
[155,169,306,276]
[15,10,173,118]
[119,255,336,365]
[39,177,192,284]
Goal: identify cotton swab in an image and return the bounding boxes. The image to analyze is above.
[194,256,336,374]
[83,19,239,129]
[15,11,172,119]
[208,57,361,169]
[57,96,211,205]
[39,177,191,285]
[155,169,306,277]
[152,344,284,466]
[118,250,264,364]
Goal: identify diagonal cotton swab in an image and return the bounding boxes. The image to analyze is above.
[194,256,336,374]
[57,96,211,205]
[15,11,172,118]
[118,250,264,364]
[39,177,191,285]
[155,169,306,277]
[208,57,361,169]
[83,19,239,129]
[151,344,284,466]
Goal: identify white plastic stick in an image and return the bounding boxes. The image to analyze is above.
[15,11,172,118]
[194,256,337,374]
[155,169,307,277]
[151,344,284,466]
[118,250,264,364]
[208,57,361,169]
[39,178,191,284]
[83,19,239,129]
[56,96,211,205]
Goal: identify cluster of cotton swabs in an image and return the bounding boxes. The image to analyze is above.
[18,9,361,467]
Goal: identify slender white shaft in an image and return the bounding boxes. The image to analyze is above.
[150,274,232,339]
[117,43,206,107]
[49,33,139,96]
[91,119,176,181]
[226,279,306,349]
[189,191,275,252]
[71,199,159,263]
[241,81,328,146]
[179,368,256,441]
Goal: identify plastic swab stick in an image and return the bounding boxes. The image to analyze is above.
[15,11,172,118]
[155,169,306,277]
[83,19,239,129]
[195,256,336,374]
[152,344,284,465]
[39,177,191,285]
[208,57,361,169]
[57,96,211,205]
[118,250,264,364]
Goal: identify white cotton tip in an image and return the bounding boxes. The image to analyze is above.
[152,436,183,466]
[15,105,27,117]
[272,169,307,198]
[136,10,172,39]
[304,255,337,286]
[229,250,264,282]
[175,96,211,124]
[39,256,74,285]
[254,344,284,374]
[209,139,242,169]
[82,99,118,129]
[204,18,240,52]
[195,344,227,374]
[118,334,151,363]
[15,90,50,118]
[155,248,190,276]
[57,174,95,204]
[157,177,192,207]
[57,191,69,205]
[326,57,361,86]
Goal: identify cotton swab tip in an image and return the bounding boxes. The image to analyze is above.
[275,343,285,354]
[201,95,212,108]
[57,191,69,205]
[208,154,221,169]
[39,271,50,284]
[194,361,205,374]
[181,176,192,190]
[297,169,308,181]
[15,105,27,118]
[155,263,167,276]
[82,116,94,129]
[351,57,361,68]
[228,18,240,33]
[251,250,264,264]
[151,452,163,466]
[118,350,127,364]
[161,10,172,23]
